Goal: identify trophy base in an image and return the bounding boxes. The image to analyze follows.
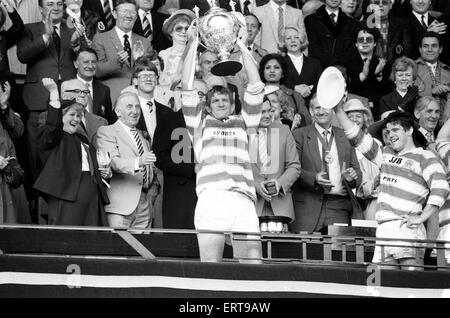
[211,61,242,76]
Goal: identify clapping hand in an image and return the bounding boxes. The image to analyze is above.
[0,0,15,13]
[0,81,11,108]
[375,58,386,77]
[432,84,450,96]
[132,40,145,61]
[117,50,130,65]
[428,20,447,35]
[0,156,8,170]
[43,9,54,36]
[294,84,313,98]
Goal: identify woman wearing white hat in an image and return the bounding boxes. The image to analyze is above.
[157,9,196,105]
[343,99,381,220]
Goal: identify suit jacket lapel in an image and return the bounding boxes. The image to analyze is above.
[306,126,322,172]
[114,121,139,156]
[111,29,123,53]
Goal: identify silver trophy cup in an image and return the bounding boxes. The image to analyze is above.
[196,7,242,76]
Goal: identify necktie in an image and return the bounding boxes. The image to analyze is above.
[322,130,330,179]
[258,128,269,172]
[278,6,284,43]
[243,0,251,15]
[330,13,336,27]
[53,26,61,57]
[147,100,153,113]
[103,0,113,29]
[142,12,152,39]
[131,128,148,186]
[421,14,427,30]
[123,34,131,64]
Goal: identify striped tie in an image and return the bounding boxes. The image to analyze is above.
[142,13,152,39]
[278,6,284,43]
[131,128,147,185]
[103,0,113,29]
[258,128,269,172]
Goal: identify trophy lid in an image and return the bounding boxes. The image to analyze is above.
[317,66,347,109]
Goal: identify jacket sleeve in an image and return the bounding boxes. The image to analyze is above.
[37,106,64,151]
[17,24,48,64]
[277,128,301,195]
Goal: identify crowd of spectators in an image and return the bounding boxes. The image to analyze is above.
[0,0,450,267]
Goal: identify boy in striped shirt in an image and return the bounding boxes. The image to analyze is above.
[335,105,449,270]
[179,31,265,263]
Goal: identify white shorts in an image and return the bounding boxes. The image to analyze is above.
[195,189,260,233]
[372,219,426,263]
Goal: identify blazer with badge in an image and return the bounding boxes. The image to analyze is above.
[291,125,362,232]
[250,121,300,221]
[96,120,153,216]
[17,22,76,111]
[254,2,307,53]
[91,28,151,104]
[92,79,115,124]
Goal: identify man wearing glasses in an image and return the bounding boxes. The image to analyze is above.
[344,27,390,118]
[91,0,151,105]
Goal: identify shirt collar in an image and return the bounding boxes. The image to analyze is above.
[271,1,286,12]
[115,27,132,41]
[138,95,155,111]
[138,8,151,20]
[77,75,93,85]
[288,52,303,61]
[326,8,339,19]
[412,11,428,23]
[117,118,135,133]
[419,126,433,136]
[315,122,332,136]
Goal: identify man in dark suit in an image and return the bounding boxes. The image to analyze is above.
[291,94,362,233]
[133,0,171,51]
[82,0,115,31]
[304,0,361,68]
[17,0,79,219]
[403,0,447,61]
[132,60,172,228]
[74,47,115,124]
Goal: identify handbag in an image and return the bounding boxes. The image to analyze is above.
[3,158,25,189]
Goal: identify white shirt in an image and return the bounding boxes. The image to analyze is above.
[326,8,339,24]
[53,22,61,36]
[270,1,286,25]
[413,11,429,27]
[115,26,132,48]
[315,123,346,196]
[77,75,93,98]
[396,89,407,98]
[419,127,434,142]
[288,53,303,75]
[117,119,141,171]
[138,8,153,31]
[138,95,157,143]
[80,142,90,172]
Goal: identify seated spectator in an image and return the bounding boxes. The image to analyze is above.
[96,91,157,229]
[34,78,110,226]
[378,57,419,118]
[415,32,450,123]
[250,93,301,231]
[283,25,322,102]
[259,53,311,127]
[291,94,363,234]
[91,0,151,104]
[343,99,380,220]
[0,81,29,224]
[335,106,449,270]
[180,27,264,263]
